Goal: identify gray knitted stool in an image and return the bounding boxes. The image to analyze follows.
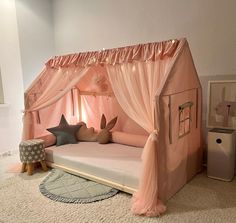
[19,139,48,175]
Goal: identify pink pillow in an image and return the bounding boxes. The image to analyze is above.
[111,131,148,148]
[36,134,56,147]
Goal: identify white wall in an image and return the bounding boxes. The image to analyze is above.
[15,0,55,89]
[0,0,24,154]
[0,69,4,103]
[53,0,236,77]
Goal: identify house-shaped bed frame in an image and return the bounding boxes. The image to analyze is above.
[23,38,202,216]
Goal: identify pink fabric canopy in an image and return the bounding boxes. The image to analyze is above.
[45,39,179,68]
[23,38,202,216]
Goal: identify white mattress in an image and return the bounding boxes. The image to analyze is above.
[45,142,142,189]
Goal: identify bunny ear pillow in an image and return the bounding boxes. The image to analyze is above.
[76,114,118,144]
[97,114,118,144]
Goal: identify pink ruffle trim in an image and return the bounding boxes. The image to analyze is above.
[46,39,181,68]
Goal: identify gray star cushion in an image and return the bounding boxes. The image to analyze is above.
[47,115,82,146]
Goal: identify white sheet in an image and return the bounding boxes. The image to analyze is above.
[45,142,142,189]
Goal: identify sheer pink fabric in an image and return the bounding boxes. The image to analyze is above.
[33,90,80,137]
[132,132,166,216]
[107,61,170,132]
[106,60,171,216]
[80,95,148,135]
[23,67,89,139]
[22,39,197,217]
[46,40,180,68]
[26,67,88,111]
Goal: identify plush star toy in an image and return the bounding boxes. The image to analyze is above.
[47,114,82,146]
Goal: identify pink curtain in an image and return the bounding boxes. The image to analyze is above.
[23,66,89,140]
[22,39,183,216]
[80,95,148,135]
[46,40,180,69]
[26,67,89,111]
[106,60,170,216]
[32,90,80,138]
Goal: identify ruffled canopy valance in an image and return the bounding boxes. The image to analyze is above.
[46,39,180,69]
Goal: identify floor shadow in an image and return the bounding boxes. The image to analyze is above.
[18,167,50,181]
[166,171,236,214]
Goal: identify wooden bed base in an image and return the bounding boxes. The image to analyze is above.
[46,161,137,194]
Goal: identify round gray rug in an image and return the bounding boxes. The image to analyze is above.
[39,169,119,203]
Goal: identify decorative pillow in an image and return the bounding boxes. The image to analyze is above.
[97,114,118,144]
[111,131,148,148]
[76,122,97,142]
[76,115,118,144]
[36,134,56,147]
[47,115,82,146]
[97,129,110,144]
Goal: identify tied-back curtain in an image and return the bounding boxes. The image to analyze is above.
[23,67,89,140]
[106,60,169,216]
[26,66,88,111]
[22,39,183,215]
[107,61,170,132]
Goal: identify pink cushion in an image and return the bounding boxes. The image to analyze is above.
[36,134,56,147]
[111,131,148,148]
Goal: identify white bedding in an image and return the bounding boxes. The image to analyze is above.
[45,142,142,189]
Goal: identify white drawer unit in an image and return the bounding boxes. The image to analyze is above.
[207,128,235,181]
